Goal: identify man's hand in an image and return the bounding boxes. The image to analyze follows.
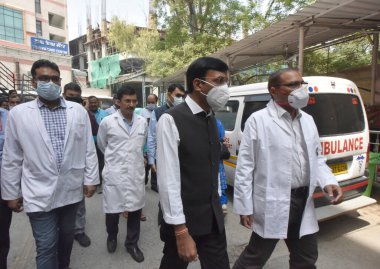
[83,99,89,111]
[175,225,198,263]
[324,184,343,204]
[84,185,96,198]
[150,164,157,173]
[240,215,253,229]
[7,197,23,212]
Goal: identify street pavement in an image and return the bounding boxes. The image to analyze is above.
[7,186,380,269]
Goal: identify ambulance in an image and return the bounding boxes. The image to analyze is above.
[215,76,377,221]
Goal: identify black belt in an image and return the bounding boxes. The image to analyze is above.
[291,186,309,196]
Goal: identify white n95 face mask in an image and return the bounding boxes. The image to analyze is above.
[199,80,230,111]
[288,85,309,109]
[173,96,184,106]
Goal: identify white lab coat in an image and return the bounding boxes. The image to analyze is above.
[97,110,147,213]
[233,100,338,239]
[0,99,99,212]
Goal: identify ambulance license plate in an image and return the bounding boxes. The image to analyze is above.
[329,163,348,175]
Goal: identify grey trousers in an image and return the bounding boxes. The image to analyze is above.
[74,198,86,235]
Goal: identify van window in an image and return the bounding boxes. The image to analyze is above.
[303,93,365,136]
[241,101,268,131]
[215,100,239,131]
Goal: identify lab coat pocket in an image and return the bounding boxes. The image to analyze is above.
[67,167,85,190]
[23,172,50,201]
[103,168,125,186]
[73,123,86,140]
[253,184,266,225]
[266,188,289,236]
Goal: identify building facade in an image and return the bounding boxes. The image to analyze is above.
[0,0,71,93]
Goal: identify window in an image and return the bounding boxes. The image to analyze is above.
[241,94,271,131]
[302,93,365,136]
[241,101,269,131]
[0,6,24,44]
[215,100,239,131]
[48,13,64,29]
[36,20,42,37]
[49,33,65,42]
[35,0,41,14]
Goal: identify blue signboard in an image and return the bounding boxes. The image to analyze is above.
[31,37,69,55]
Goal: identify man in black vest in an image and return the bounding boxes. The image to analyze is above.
[147,83,185,192]
[156,57,231,269]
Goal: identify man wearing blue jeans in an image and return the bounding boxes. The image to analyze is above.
[1,60,99,269]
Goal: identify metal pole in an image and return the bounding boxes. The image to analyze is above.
[184,74,187,92]
[20,75,24,102]
[226,56,232,86]
[298,25,305,75]
[142,74,146,107]
[371,33,379,106]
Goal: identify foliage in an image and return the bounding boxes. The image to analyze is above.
[107,0,372,80]
[108,17,136,52]
[304,37,372,75]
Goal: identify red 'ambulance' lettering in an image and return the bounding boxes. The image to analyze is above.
[321,137,363,155]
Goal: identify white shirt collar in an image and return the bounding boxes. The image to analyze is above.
[272,99,302,119]
[185,96,205,115]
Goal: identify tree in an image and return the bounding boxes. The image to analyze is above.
[109,0,317,78]
[304,37,372,75]
[107,17,136,52]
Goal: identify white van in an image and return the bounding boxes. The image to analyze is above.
[215,76,376,221]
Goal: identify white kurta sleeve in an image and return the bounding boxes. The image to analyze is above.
[96,120,107,154]
[233,116,257,216]
[1,112,23,200]
[147,111,157,165]
[84,111,100,186]
[156,113,185,225]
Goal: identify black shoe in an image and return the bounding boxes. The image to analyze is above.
[151,186,158,193]
[74,233,91,247]
[107,238,117,253]
[126,246,144,263]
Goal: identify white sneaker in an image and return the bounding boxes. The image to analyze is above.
[222,204,228,214]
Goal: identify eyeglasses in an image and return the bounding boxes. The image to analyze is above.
[274,81,308,89]
[36,75,62,84]
[124,99,138,105]
[200,76,229,86]
[175,94,184,98]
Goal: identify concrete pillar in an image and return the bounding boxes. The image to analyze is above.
[101,42,107,57]
[371,33,379,106]
[298,26,305,75]
[79,56,85,71]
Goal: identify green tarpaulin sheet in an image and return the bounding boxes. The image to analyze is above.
[90,54,121,89]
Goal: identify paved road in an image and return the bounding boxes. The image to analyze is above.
[7,187,380,269]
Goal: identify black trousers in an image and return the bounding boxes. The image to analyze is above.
[233,187,318,269]
[105,209,141,247]
[159,226,230,269]
[0,197,12,269]
[144,160,157,189]
[96,145,104,185]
